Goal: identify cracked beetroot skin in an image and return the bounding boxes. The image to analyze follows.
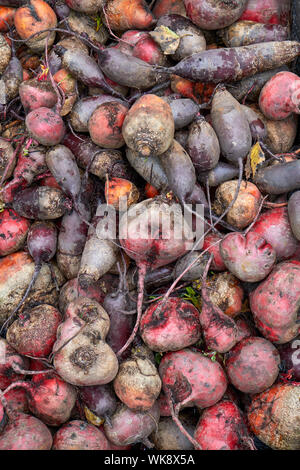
[250,261,300,344]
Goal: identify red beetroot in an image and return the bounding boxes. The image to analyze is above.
[259,72,300,120]
[220,232,277,283]
[25,107,66,146]
[159,349,227,411]
[140,297,201,352]
[28,374,77,426]
[103,402,160,446]
[184,0,247,30]
[194,400,255,450]
[0,411,52,450]
[3,388,28,413]
[0,339,29,390]
[53,420,110,450]
[248,207,299,261]
[250,261,300,344]
[225,337,280,394]
[200,256,239,353]
[202,233,226,271]
[240,0,291,26]
[132,37,166,65]
[19,79,57,114]
[118,196,193,356]
[0,209,30,256]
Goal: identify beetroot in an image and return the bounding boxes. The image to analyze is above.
[277,337,300,381]
[19,79,57,114]
[220,232,277,283]
[113,349,162,411]
[0,412,52,450]
[79,384,117,420]
[184,0,248,30]
[159,349,227,411]
[6,304,62,358]
[247,383,300,450]
[195,400,255,450]
[53,420,110,450]
[250,261,300,344]
[200,256,239,353]
[52,297,118,386]
[140,297,201,352]
[248,207,299,261]
[0,209,30,257]
[25,107,66,146]
[103,402,160,446]
[0,339,29,390]
[225,337,280,394]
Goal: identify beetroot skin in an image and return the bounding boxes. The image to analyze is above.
[25,107,66,146]
[225,336,280,394]
[250,261,300,344]
[159,349,227,411]
[140,297,201,352]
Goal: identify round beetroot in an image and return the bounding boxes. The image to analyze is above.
[140,298,201,352]
[225,336,280,394]
[0,412,52,450]
[6,304,62,358]
[25,107,66,146]
[53,420,110,450]
[0,209,30,256]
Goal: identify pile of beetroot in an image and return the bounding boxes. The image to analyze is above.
[0,0,299,451]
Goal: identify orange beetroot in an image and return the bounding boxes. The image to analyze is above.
[247,383,300,450]
[0,6,15,32]
[105,0,156,32]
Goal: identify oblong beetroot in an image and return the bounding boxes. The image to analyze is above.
[25,107,66,146]
[225,336,280,394]
[53,419,110,450]
[220,232,277,283]
[0,412,52,450]
[250,261,300,344]
[140,297,201,352]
